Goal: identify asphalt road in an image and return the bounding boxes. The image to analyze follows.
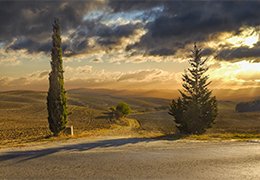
[0,137,259,180]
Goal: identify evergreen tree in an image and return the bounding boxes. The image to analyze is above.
[47,18,68,136]
[169,43,217,134]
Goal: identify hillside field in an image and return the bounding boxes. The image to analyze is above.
[0,89,260,146]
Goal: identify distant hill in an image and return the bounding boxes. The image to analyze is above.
[1,87,259,101]
[67,88,170,111]
[67,87,260,101]
[1,88,260,146]
[0,89,171,145]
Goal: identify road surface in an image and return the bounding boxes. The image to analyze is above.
[0,137,259,179]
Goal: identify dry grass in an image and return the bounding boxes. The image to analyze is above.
[0,90,260,148]
[0,124,164,149]
[185,133,260,141]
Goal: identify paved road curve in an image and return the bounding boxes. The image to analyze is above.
[0,137,259,179]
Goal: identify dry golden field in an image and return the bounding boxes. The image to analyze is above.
[0,89,259,147]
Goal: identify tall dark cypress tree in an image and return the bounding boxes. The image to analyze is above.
[169,43,217,134]
[47,18,68,136]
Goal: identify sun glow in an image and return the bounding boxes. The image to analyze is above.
[237,60,260,72]
[226,27,259,48]
[209,60,260,90]
[235,61,260,82]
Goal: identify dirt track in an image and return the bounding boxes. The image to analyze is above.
[0,137,259,179]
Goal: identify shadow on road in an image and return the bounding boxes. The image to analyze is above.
[0,135,180,163]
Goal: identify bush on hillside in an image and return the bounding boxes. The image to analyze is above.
[106,102,131,121]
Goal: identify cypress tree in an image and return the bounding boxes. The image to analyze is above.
[169,43,217,134]
[47,18,68,136]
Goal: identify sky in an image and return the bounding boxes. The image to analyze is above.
[0,0,260,96]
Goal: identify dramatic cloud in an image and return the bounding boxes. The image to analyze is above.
[216,47,260,62]
[1,1,260,59]
[129,1,260,56]
[0,0,106,54]
[65,22,146,56]
[0,65,180,91]
[0,1,105,38]
[0,49,48,66]
[117,69,175,82]
[0,1,260,93]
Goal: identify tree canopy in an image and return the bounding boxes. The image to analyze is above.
[169,43,218,134]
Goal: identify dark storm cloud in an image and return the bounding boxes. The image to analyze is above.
[96,23,140,38]
[66,20,142,55]
[0,0,146,55]
[7,37,51,53]
[108,0,163,12]
[87,21,141,47]
[7,36,70,54]
[216,47,260,63]
[148,48,176,56]
[97,38,117,46]
[0,0,105,53]
[0,1,95,38]
[1,0,260,60]
[125,1,260,56]
[201,48,215,57]
[150,1,260,37]
[109,1,260,35]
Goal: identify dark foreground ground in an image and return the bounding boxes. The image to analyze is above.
[0,137,259,180]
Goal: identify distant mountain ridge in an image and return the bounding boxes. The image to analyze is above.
[67,87,260,101]
[1,87,259,101]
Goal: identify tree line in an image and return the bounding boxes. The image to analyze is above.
[236,100,260,112]
[47,19,218,136]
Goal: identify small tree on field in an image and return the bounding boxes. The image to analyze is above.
[106,102,131,121]
[116,102,131,118]
[169,43,217,134]
[47,18,68,136]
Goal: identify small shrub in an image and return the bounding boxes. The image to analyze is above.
[106,102,131,121]
[116,102,131,118]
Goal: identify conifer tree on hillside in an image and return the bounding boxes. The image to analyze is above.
[169,43,217,134]
[47,18,68,136]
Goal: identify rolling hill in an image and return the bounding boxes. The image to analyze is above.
[0,88,259,146]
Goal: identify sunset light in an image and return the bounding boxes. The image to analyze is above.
[0,1,260,179]
[226,27,259,48]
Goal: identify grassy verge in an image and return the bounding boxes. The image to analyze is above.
[185,133,260,141]
[0,125,164,149]
[2,132,260,149]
